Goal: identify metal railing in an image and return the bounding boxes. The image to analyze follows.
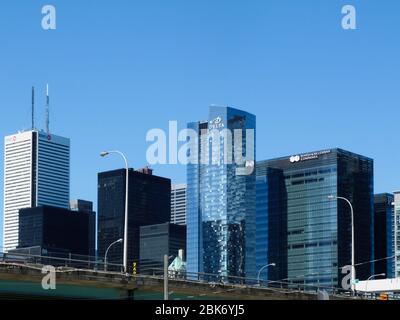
[0,251,380,299]
[145,268,358,298]
[0,251,124,273]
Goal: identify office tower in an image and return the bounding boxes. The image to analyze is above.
[256,167,287,283]
[17,205,95,258]
[171,184,187,225]
[374,193,395,278]
[70,199,94,213]
[97,168,171,273]
[394,191,400,277]
[256,149,374,288]
[187,106,256,281]
[3,130,70,252]
[139,222,186,274]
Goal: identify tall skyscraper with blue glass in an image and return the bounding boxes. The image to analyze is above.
[374,193,395,279]
[187,106,256,281]
[256,149,374,288]
[394,191,400,277]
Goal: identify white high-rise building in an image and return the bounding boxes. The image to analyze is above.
[171,183,186,225]
[3,130,70,252]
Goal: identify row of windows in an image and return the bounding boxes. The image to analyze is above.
[285,168,335,180]
[291,178,325,185]
[4,149,32,159]
[289,240,338,250]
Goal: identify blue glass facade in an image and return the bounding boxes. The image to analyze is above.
[256,168,287,282]
[374,193,395,278]
[394,192,400,277]
[256,149,374,288]
[187,106,256,281]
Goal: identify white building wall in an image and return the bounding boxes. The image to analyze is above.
[3,132,34,252]
[171,183,187,225]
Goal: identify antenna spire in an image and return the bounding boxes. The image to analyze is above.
[31,86,35,130]
[46,84,50,134]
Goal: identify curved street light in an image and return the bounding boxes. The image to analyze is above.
[328,195,355,293]
[257,263,276,285]
[104,238,123,272]
[101,150,129,274]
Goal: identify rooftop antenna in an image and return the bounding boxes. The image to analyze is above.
[46,84,50,134]
[31,86,35,130]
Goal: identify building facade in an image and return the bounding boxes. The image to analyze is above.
[139,222,186,274]
[171,184,187,225]
[97,169,171,273]
[256,167,287,283]
[17,205,95,258]
[69,199,94,213]
[395,191,400,277]
[256,149,374,288]
[187,106,256,281]
[3,130,70,252]
[374,193,395,278]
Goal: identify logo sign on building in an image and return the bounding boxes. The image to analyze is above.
[209,117,225,130]
[290,155,301,163]
[5,135,19,143]
[290,150,332,163]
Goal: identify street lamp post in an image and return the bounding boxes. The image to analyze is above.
[257,263,276,286]
[101,150,129,274]
[104,238,123,272]
[328,195,355,294]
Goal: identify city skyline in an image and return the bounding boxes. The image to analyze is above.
[1,0,400,250]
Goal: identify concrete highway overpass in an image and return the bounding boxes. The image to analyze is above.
[0,263,355,300]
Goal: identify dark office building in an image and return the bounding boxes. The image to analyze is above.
[256,167,288,283]
[70,199,94,213]
[139,222,186,274]
[97,168,171,273]
[256,149,374,288]
[374,193,395,278]
[18,205,95,257]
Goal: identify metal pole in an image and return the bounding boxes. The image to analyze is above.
[124,161,129,274]
[337,197,355,294]
[329,195,355,294]
[164,254,169,300]
[101,151,129,274]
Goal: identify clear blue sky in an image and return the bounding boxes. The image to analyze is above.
[1,0,399,247]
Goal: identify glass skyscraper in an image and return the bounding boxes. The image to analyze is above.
[187,106,256,281]
[394,191,400,277]
[374,193,395,279]
[256,149,374,289]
